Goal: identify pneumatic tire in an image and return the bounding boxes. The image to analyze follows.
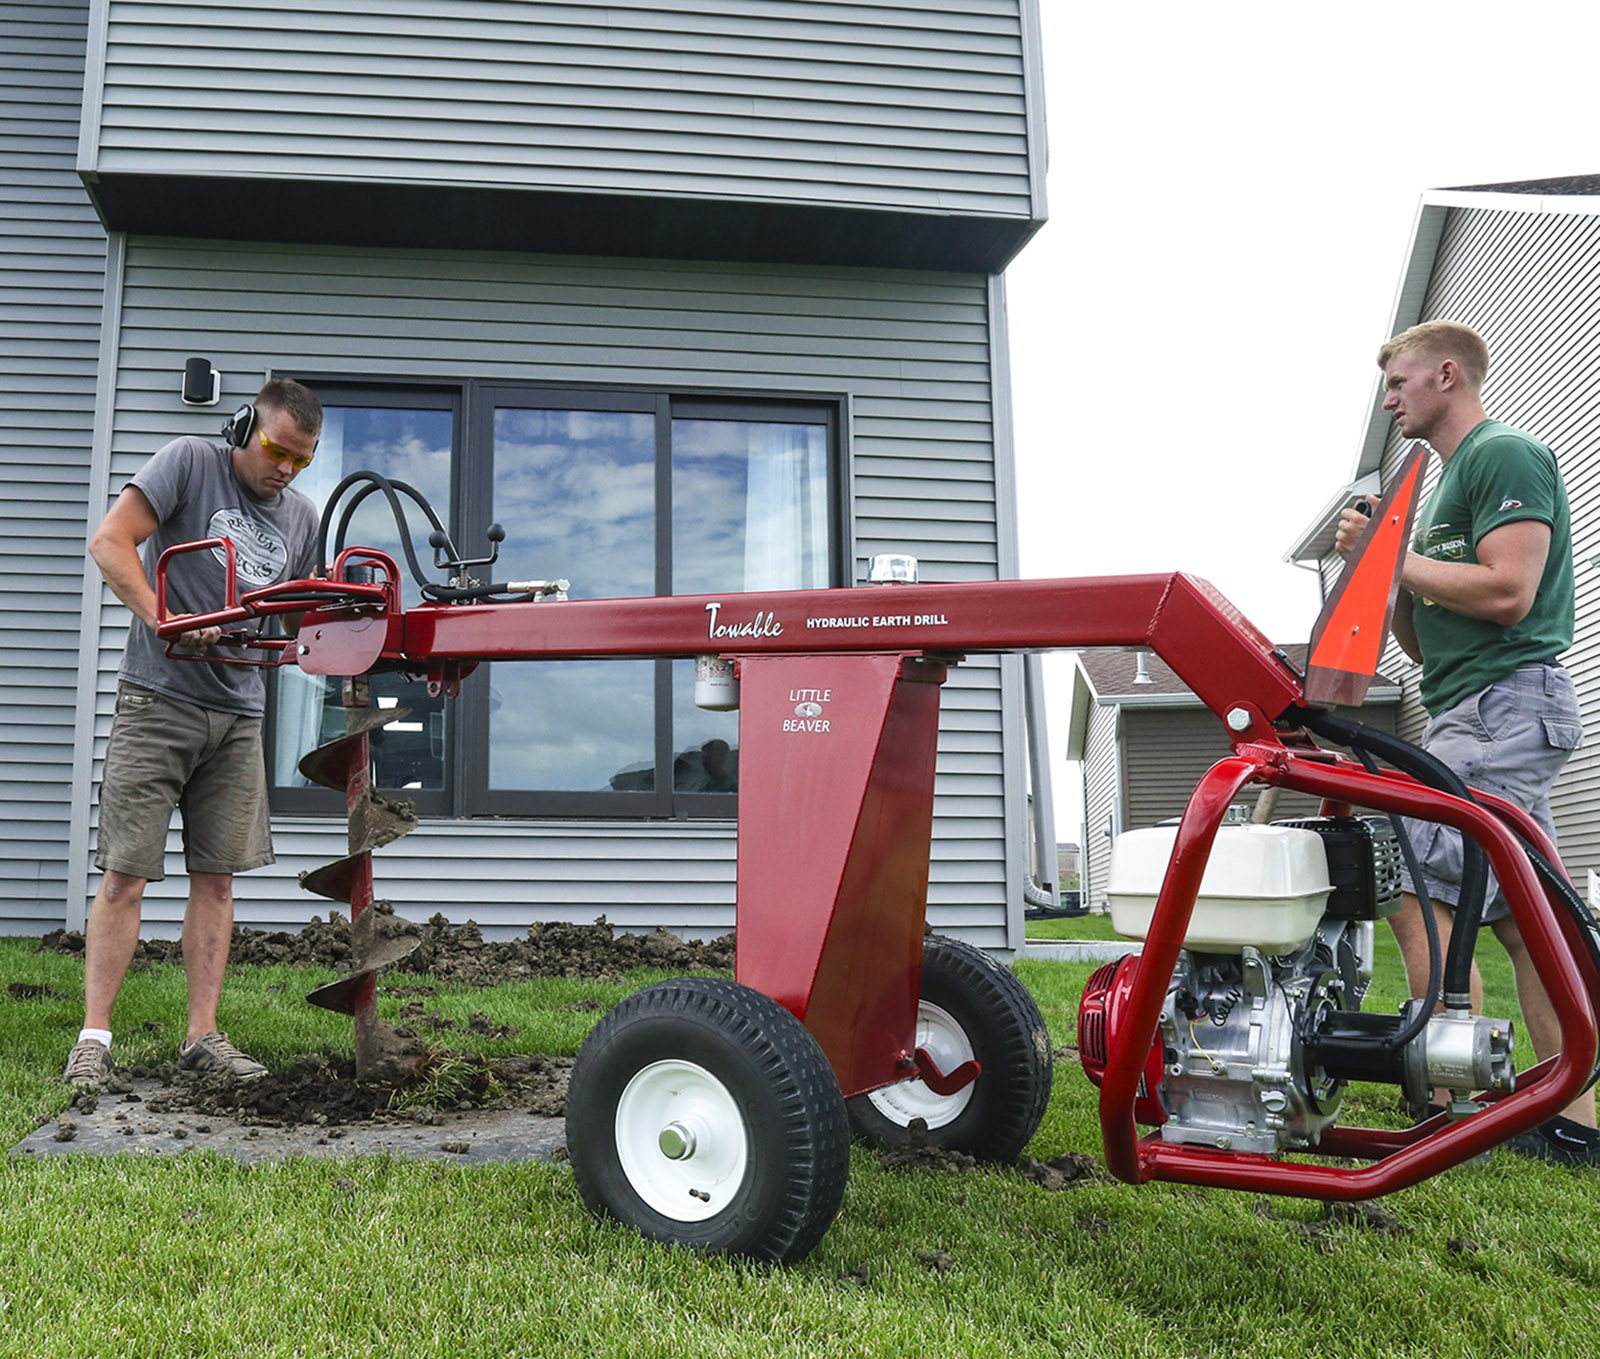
[847,934,1052,1162]
[566,977,850,1264]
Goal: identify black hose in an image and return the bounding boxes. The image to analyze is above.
[317,471,449,593]
[317,469,556,606]
[1349,745,1441,1056]
[1292,706,1487,1007]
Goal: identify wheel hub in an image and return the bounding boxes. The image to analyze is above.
[658,1119,698,1160]
[866,999,975,1129]
[615,1059,749,1221]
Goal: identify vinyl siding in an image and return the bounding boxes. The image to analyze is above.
[85,236,1014,945]
[1078,696,1400,914]
[85,0,1039,222]
[1079,702,1119,912]
[1121,704,1399,830]
[0,1,105,932]
[1344,204,1600,879]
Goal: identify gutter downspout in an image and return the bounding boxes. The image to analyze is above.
[1022,653,1057,909]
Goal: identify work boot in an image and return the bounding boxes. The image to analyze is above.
[61,1038,113,1093]
[178,1031,267,1081]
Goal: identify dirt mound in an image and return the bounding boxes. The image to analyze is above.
[174,1050,567,1126]
[71,1048,572,1130]
[37,911,726,1134]
[38,908,735,989]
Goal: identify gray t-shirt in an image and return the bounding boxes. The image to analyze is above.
[117,437,319,716]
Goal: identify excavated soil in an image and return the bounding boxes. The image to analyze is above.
[37,911,733,1131]
[38,905,735,989]
[34,916,1118,1190]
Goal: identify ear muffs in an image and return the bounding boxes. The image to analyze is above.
[221,403,257,449]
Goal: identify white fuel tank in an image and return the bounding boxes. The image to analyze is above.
[1106,823,1333,954]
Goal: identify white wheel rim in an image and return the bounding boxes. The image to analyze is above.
[866,1000,974,1130]
[615,1059,749,1222]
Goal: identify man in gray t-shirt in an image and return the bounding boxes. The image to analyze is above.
[62,379,322,1093]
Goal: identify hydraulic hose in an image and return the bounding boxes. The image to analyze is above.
[318,470,448,593]
[1349,744,1441,1057]
[1292,706,1488,1009]
[317,470,554,604]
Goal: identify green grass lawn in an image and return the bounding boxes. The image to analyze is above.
[2,932,1597,1358]
[1026,910,1124,942]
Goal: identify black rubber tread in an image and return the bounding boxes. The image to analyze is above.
[566,977,850,1264]
[847,934,1053,1162]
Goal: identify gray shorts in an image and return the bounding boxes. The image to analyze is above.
[95,682,274,882]
[1400,663,1582,922]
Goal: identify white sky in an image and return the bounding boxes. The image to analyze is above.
[1004,1,1600,843]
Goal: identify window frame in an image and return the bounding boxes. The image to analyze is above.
[268,377,846,821]
[267,382,462,819]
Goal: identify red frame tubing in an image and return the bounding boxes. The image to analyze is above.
[295,573,1304,733]
[156,537,239,622]
[153,543,399,644]
[157,542,1600,1198]
[1098,747,1600,1198]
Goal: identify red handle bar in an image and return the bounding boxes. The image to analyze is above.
[153,539,400,643]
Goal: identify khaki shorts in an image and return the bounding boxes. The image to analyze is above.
[95,682,274,882]
[1400,663,1582,922]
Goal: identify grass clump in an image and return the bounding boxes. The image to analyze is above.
[387,1049,507,1113]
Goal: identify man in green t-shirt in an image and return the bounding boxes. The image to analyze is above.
[1336,319,1593,1163]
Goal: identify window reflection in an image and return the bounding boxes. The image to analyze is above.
[487,659,657,792]
[270,390,836,814]
[273,404,453,792]
[670,658,739,793]
[492,407,654,598]
[489,407,655,793]
[672,419,830,594]
[669,418,830,793]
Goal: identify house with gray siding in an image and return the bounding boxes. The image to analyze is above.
[1,1,1049,951]
[1287,177,1600,903]
[1064,647,1400,912]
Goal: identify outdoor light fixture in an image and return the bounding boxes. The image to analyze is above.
[867,552,919,583]
[181,356,221,406]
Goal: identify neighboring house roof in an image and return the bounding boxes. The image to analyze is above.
[1283,173,1600,564]
[1062,644,1400,757]
[1444,173,1600,195]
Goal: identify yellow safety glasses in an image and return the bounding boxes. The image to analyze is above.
[258,427,315,471]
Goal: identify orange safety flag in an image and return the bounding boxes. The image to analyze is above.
[1303,445,1427,707]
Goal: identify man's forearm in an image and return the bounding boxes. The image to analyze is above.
[1396,520,1551,628]
[88,537,159,630]
[1390,589,1420,662]
[1400,552,1533,627]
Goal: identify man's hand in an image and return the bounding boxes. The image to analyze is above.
[171,625,224,653]
[1334,503,1370,559]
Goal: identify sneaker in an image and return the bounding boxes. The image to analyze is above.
[61,1038,113,1092]
[1507,1115,1600,1167]
[178,1031,267,1081]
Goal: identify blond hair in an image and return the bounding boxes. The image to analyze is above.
[1377,320,1489,390]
